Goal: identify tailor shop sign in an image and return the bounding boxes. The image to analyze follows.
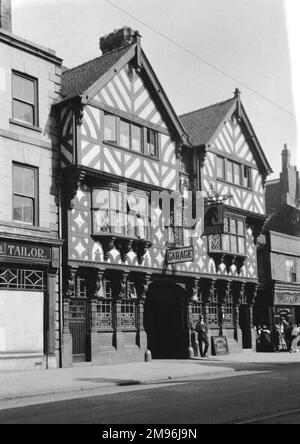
[0,241,51,262]
[274,292,300,306]
[167,246,194,265]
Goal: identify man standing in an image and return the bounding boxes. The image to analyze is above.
[196,315,209,358]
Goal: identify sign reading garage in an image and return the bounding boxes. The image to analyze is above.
[167,246,194,265]
[0,240,51,262]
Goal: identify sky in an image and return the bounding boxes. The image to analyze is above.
[11,0,299,178]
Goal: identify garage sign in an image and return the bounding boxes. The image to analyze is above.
[167,246,194,265]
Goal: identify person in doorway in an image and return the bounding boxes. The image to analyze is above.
[196,315,209,358]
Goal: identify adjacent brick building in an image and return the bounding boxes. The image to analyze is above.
[256,145,300,329]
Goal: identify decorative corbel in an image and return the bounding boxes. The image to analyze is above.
[93,269,104,301]
[136,273,151,302]
[115,272,129,300]
[64,267,77,301]
[72,97,85,126]
[115,238,134,262]
[199,144,208,168]
[100,236,116,261]
[132,239,153,265]
[212,253,226,273]
[247,283,259,307]
[187,278,200,303]
[233,255,247,275]
[65,168,86,210]
[224,254,235,274]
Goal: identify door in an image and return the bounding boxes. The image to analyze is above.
[239,305,252,349]
[69,298,89,363]
[144,282,188,359]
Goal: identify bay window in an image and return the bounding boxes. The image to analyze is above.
[93,188,149,239]
[209,216,246,255]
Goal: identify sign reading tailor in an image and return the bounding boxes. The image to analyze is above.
[0,241,51,262]
[167,246,194,265]
[203,203,225,236]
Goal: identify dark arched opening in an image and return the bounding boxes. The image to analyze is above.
[144,281,188,359]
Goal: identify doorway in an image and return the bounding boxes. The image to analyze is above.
[69,298,89,363]
[239,305,252,349]
[144,281,188,359]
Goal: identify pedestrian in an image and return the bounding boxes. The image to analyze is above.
[260,325,273,352]
[290,324,300,353]
[285,322,294,352]
[195,315,209,358]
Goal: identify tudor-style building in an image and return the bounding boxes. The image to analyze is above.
[180,90,272,353]
[0,0,63,370]
[56,27,273,366]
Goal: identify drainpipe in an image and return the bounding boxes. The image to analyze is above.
[57,175,63,368]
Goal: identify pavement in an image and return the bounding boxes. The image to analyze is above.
[0,350,299,403]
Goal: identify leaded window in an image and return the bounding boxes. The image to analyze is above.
[209,217,246,255]
[0,268,45,291]
[207,304,219,327]
[93,188,149,239]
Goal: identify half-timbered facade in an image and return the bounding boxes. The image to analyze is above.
[181,90,272,353]
[57,28,272,366]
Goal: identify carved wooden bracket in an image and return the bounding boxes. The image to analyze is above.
[65,168,86,210]
[210,252,225,273]
[233,255,247,274]
[64,267,77,301]
[93,235,116,261]
[135,273,152,301]
[201,279,216,304]
[187,278,200,302]
[132,239,153,265]
[115,272,129,300]
[93,269,104,301]
[71,97,85,126]
[115,238,134,262]
[247,283,259,306]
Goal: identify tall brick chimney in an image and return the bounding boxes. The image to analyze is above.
[280,143,300,209]
[100,27,140,55]
[0,0,12,32]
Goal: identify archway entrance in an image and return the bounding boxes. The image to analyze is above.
[144,281,188,359]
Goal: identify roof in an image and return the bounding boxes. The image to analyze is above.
[263,204,300,237]
[61,44,132,100]
[180,98,236,146]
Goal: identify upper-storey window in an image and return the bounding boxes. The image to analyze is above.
[105,114,152,156]
[104,113,117,142]
[209,216,246,255]
[217,156,252,189]
[12,72,38,127]
[145,129,158,157]
[286,259,297,283]
[13,163,38,226]
[93,188,149,239]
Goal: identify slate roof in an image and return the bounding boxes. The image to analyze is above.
[180,98,236,146]
[263,204,300,237]
[61,44,133,100]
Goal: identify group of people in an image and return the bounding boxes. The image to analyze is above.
[257,321,300,353]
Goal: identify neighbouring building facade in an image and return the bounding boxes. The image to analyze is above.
[256,145,300,329]
[57,27,272,366]
[0,0,63,370]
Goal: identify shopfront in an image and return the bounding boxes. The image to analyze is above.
[0,237,61,370]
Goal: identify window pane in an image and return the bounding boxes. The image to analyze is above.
[227,160,233,183]
[13,75,35,103]
[13,165,35,197]
[234,163,241,185]
[224,217,230,233]
[93,189,110,209]
[217,156,225,179]
[146,129,157,156]
[230,219,237,234]
[94,209,110,233]
[223,234,230,251]
[23,168,35,196]
[230,235,238,253]
[243,166,252,188]
[237,220,245,235]
[104,114,116,141]
[13,100,34,125]
[120,120,130,148]
[238,237,246,254]
[13,195,33,224]
[131,125,142,152]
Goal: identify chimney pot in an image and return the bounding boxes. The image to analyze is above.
[99,27,139,55]
[0,0,12,32]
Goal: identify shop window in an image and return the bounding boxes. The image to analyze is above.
[223,305,234,326]
[93,188,149,239]
[286,259,297,283]
[13,164,38,225]
[207,305,219,327]
[96,280,113,331]
[0,268,45,291]
[12,71,38,127]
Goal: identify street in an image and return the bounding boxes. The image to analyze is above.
[0,362,299,424]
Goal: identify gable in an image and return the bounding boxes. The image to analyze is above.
[210,115,257,167]
[90,64,168,130]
